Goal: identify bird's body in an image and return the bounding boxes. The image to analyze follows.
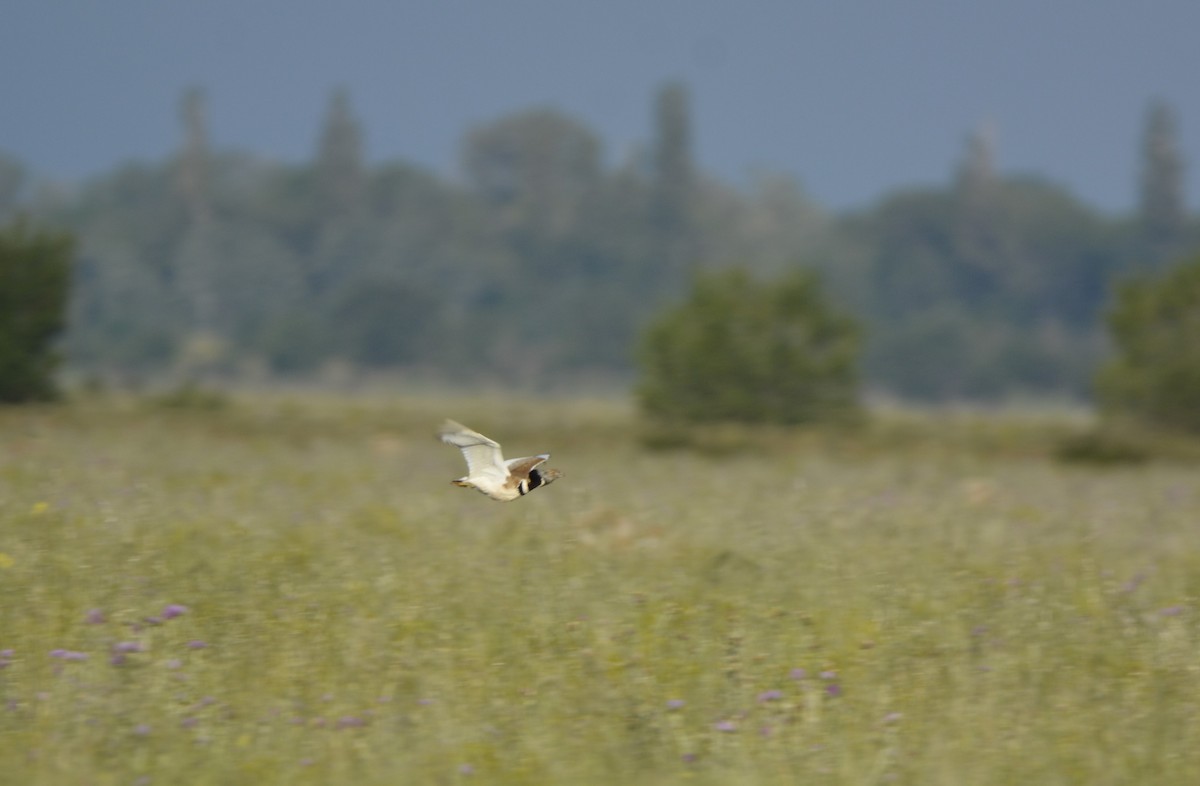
[438,419,563,502]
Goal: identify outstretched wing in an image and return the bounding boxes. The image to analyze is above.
[439,419,509,482]
[504,453,550,480]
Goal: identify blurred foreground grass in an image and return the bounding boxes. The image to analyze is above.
[1,394,1199,784]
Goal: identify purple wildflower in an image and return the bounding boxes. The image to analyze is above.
[713,720,737,733]
[825,683,842,698]
[133,723,151,736]
[417,698,435,706]
[336,715,366,729]
[458,763,475,776]
[166,659,183,670]
[0,649,12,658]
[666,699,686,710]
[181,716,198,729]
[161,604,188,620]
[51,649,88,661]
[113,641,145,653]
[299,758,315,767]
[789,668,807,680]
[85,609,107,624]
[186,640,207,650]
[819,670,837,680]
[1160,605,1185,617]
[757,689,784,703]
[681,753,698,764]
[882,712,903,724]
[109,654,127,667]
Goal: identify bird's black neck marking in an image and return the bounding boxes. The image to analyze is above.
[527,468,544,491]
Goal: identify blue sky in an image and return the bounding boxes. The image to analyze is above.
[4,0,1198,211]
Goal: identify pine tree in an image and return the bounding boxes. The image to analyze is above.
[952,122,1005,300]
[174,86,217,337]
[1137,99,1186,265]
[176,86,210,221]
[315,86,365,218]
[650,81,697,286]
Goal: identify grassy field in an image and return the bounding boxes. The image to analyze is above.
[1,394,1198,785]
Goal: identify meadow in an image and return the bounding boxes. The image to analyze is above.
[1,394,1198,785]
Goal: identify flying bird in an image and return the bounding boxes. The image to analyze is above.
[438,419,563,501]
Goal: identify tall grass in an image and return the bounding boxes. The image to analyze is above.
[1,395,1198,784]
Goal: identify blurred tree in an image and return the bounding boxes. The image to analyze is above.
[329,278,438,368]
[58,162,188,374]
[7,87,1149,400]
[1137,99,1187,266]
[315,86,366,218]
[952,123,1006,302]
[174,86,217,334]
[637,268,861,424]
[308,87,368,299]
[0,220,73,401]
[851,173,1121,400]
[176,86,211,220]
[650,81,697,287]
[1096,253,1200,433]
[0,154,28,223]
[461,107,601,243]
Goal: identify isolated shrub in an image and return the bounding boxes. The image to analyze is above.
[1096,254,1200,434]
[0,220,73,402]
[637,268,862,425]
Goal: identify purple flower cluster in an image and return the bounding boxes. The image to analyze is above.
[49,649,88,662]
[46,603,204,669]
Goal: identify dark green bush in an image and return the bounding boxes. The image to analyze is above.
[1096,255,1200,434]
[0,220,73,402]
[637,268,863,425]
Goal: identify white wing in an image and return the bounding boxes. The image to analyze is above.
[439,419,509,482]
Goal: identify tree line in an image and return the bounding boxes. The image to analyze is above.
[0,85,1196,400]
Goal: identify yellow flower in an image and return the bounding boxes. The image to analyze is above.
[30,501,49,516]
[0,553,14,569]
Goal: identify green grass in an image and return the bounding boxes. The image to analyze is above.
[2,395,1199,784]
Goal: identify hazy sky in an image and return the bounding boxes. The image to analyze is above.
[4,1,1198,212]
